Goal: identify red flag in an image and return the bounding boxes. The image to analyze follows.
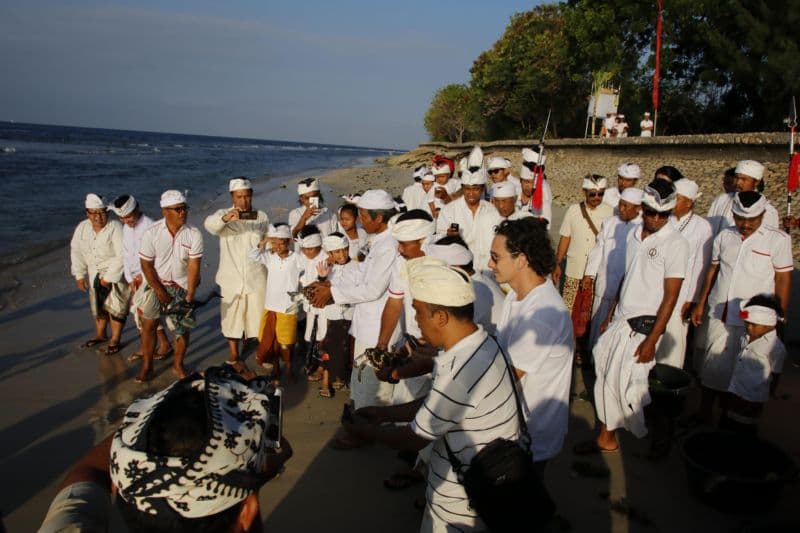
[788,151,800,193]
[652,0,663,112]
[532,167,544,210]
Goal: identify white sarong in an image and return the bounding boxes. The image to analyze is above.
[654,305,688,369]
[220,288,265,339]
[698,317,745,392]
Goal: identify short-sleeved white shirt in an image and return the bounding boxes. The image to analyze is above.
[615,223,689,320]
[497,280,574,460]
[138,220,204,289]
[410,328,519,528]
[324,260,358,321]
[122,214,154,283]
[707,192,781,236]
[559,202,614,279]
[288,205,338,236]
[708,225,793,327]
[402,182,428,211]
[387,256,421,338]
[728,330,786,403]
[248,249,302,313]
[436,197,502,273]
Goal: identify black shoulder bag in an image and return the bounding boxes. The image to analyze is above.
[442,339,555,532]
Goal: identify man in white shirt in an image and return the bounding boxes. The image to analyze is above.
[656,179,713,368]
[707,160,780,235]
[691,190,792,422]
[343,258,520,532]
[436,168,502,273]
[519,148,553,226]
[492,180,533,221]
[614,114,629,137]
[486,156,521,199]
[583,188,643,349]
[554,175,614,312]
[109,194,171,360]
[582,180,689,453]
[490,218,574,470]
[135,190,204,383]
[640,112,654,137]
[603,162,641,209]
[288,177,338,238]
[204,177,269,364]
[70,193,128,354]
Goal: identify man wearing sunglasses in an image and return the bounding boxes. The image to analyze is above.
[578,180,688,454]
[486,156,521,199]
[603,163,641,210]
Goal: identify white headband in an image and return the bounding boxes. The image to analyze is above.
[297,233,323,248]
[461,168,487,186]
[404,256,475,306]
[420,172,435,182]
[357,189,396,210]
[110,195,137,217]
[491,180,517,198]
[731,192,767,218]
[322,234,348,251]
[85,193,105,209]
[160,190,186,208]
[426,242,473,266]
[229,178,252,192]
[521,148,546,166]
[617,163,641,179]
[391,217,436,242]
[582,177,608,190]
[674,179,701,201]
[267,224,292,239]
[298,179,320,195]
[739,304,778,327]
[734,160,764,181]
[620,188,643,205]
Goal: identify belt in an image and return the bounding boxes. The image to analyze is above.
[627,315,657,336]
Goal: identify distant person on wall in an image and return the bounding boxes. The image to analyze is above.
[134,190,203,383]
[603,112,616,138]
[288,177,338,238]
[109,194,172,361]
[640,112,654,137]
[204,177,269,364]
[71,193,129,355]
[614,114,629,137]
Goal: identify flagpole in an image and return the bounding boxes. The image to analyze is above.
[652,0,663,137]
[787,96,798,217]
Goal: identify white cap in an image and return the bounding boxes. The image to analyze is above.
[460,168,487,186]
[404,256,475,306]
[357,189,396,210]
[674,179,701,201]
[491,181,517,198]
[582,176,608,190]
[420,172,435,182]
[297,179,320,195]
[522,148,546,166]
[731,191,767,218]
[322,234,348,252]
[642,183,677,212]
[487,157,511,170]
[739,302,778,327]
[160,190,186,208]
[85,193,105,210]
[620,188,643,205]
[297,233,323,248]
[467,145,484,170]
[110,195,137,216]
[617,163,641,179]
[734,160,765,181]
[229,178,252,192]
[267,224,292,239]
[426,242,474,266]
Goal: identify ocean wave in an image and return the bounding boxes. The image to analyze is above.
[2,147,16,153]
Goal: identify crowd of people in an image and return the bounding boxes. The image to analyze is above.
[601,111,654,137]
[56,145,793,531]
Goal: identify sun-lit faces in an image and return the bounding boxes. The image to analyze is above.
[231,189,253,212]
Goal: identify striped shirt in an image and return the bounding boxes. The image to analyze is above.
[410,327,520,531]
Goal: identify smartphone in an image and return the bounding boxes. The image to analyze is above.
[238,210,257,220]
[450,223,459,232]
[266,388,283,447]
[309,197,319,209]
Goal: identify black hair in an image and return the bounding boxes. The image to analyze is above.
[366,208,397,224]
[116,388,245,532]
[433,235,474,271]
[394,196,408,213]
[328,231,346,239]
[338,203,358,218]
[744,293,784,318]
[654,165,685,182]
[397,209,434,223]
[494,218,555,276]
[737,190,763,208]
[428,302,475,322]
[298,224,321,239]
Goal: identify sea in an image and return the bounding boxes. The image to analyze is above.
[0,121,396,266]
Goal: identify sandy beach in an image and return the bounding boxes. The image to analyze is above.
[1,161,798,532]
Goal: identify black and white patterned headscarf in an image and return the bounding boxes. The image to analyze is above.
[110,366,277,518]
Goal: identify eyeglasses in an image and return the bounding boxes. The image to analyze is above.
[86,210,107,216]
[165,205,189,213]
[587,191,605,198]
[642,207,670,219]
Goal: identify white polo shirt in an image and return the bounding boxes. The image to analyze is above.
[121,214,154,283]
[614,223,689,320]
[138,219,203,289]
[707,225,793,327]
[247,249,302,314]
[497,280,574,461]
[728,330,786,403]
[707,192,780,235]
[70,219,125,284]
[584,215,641,300]
[410,328,519,528]
[559,202,614,279]
[288,205,338,236]
[670,211,713,303]
[436,197,502,273]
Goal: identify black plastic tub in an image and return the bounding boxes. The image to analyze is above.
[648,363,692,418]
[680,430,798,514]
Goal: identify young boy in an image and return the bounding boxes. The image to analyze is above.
[315,232,357,397]
[248,223,301,383]
[722,294,787,434]
[296,225,328,380]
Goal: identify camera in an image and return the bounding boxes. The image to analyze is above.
[450,223,460,232]
[238,210,257,220]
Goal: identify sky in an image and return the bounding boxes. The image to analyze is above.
[0,0,542,149]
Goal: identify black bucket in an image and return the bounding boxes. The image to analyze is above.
[648,363,692,418]
[680,430,798,514]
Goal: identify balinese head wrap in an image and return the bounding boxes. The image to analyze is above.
[229,178,252,192]
[739,302,778,327]
[404,256,475,306]
[110,194,137,216]
[620,188,644,206]
[357,189,396,210]
[85,193,105,210]
[322,234,348,252]
[617,163,641,180]
[467,145,484,171]
[487,157,511,170]
[642,180,677,212]
[267,224,292,239]
[297,178,320,195]
[297,233,323,248]
[674,179,701,201]
[461,168,487,186]
[582,175,608,190]
[160,190,186,208]
[735,160,765,181]
[426,242,473,267]
[391,210,436,242]
[521,148,546,167]
[731,191,767,218]
[491,181,517,199]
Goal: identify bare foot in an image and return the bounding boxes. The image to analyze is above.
[172,366,190,379]
[135,368,155,383]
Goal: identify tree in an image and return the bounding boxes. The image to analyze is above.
[423,84,481,143]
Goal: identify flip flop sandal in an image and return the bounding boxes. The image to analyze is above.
[318,387,334,398]
[127,352,143,362]
[81,338,108,348]
[307,372,323,382]
[104,344,122,356]
[154,348,173,361]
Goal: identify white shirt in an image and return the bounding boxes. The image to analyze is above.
[603,116,616,135]
[410,328,519,527]
[707,192,781,236]
[387,256,421,338]
[640,119,653,137]
[472,271,506,335]
[401,182,428,211]
[436,197,502,273]
[288,205,338,236]
[585,215,641,301]
[138,220,204,289]
[247,249,302,314]
[670,211,713,303]
[70,219,125,283]
[204,208,269,295]
[517,178,553,226]
[331,228,399,349]
[708,225,793,327]
[425,178,462,205]
[728,330,786,403]
[497,280,574,461]
[559,202,614,279]
[615,224,689,320]
[122,215,154,283]
[487,175,522,200]
[324,260,358,321]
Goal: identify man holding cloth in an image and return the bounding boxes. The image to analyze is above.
[204,177,269,364]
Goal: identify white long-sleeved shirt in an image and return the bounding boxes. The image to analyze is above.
[288,206,338,236]
[247,248,302,314]
[121,214,154,283]
[670,211,713,304]
[204,208,269,295]
[402,182,428,211]
[70,219,124,284]
[436,197,502,273]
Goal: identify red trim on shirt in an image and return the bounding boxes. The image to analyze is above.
[751,250,771,257]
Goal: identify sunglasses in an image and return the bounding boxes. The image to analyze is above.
[166,205,189,213]
[642,207,670,219]
[488,168,503,174]
[587,191,605,198]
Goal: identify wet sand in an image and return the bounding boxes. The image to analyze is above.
[1,164,799,532]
